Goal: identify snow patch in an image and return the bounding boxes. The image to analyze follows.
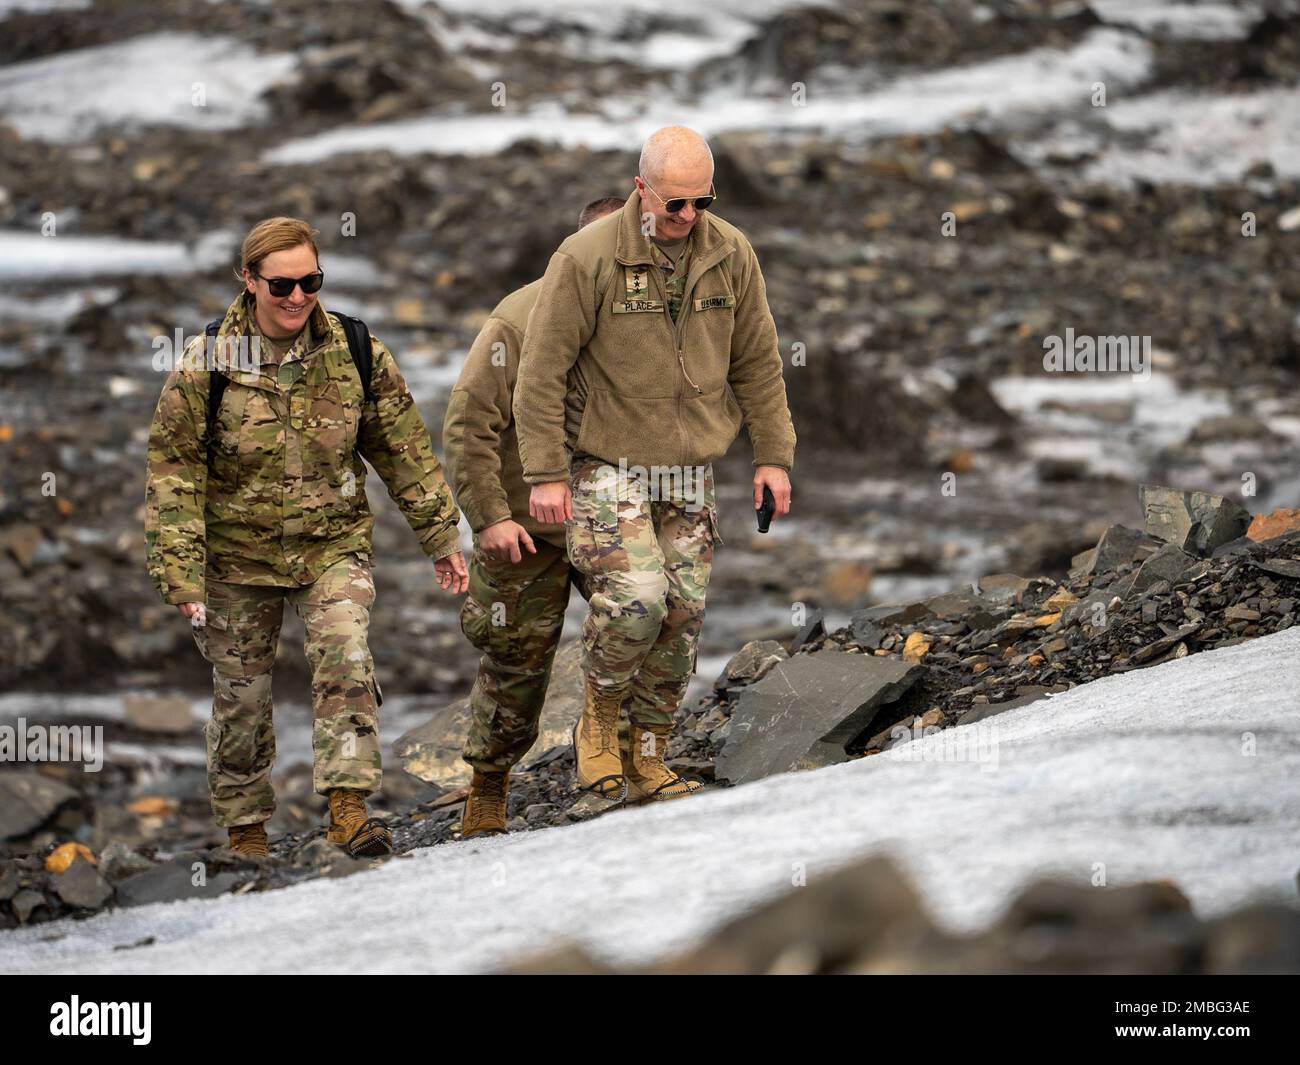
[265,29,1152,163]
[2,624,1296,974]
[0,33,296,141]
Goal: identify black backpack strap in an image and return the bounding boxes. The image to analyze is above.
[204,319,226,457]
[329,311,375,404]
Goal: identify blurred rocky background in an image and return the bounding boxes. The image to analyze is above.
[1,0,1298,964]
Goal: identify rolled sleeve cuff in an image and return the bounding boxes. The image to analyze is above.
[424,526,464,562]
[472,506,513,534]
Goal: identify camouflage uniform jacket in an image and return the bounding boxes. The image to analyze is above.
[145,292,462,604]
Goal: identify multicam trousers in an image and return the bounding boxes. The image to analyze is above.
[460,538,585,773]
[192,554,383,827]
[566,454,722,728]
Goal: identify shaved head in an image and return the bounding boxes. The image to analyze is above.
[635,126,715,241]
[638,125,714,186]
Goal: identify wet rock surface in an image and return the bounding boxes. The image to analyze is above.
[715,650,923,785]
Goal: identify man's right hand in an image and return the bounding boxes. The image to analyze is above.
[529,481,572,526]
[177,602,206,626]
[478,518,538,563]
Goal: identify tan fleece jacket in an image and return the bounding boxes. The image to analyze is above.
[513,191,796,482]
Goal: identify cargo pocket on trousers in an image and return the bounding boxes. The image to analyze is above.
[707,507,725,547]
[460,596,493,655]
[192,603,245,677]
[202,718,222,787]
[203,715,264,790]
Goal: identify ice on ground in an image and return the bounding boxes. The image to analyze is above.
[0,286,118,324]
[1,623,1296,975]
[265,29,1153,164]
[0,0,89,15]
[1091,0,1263,40]
[0,33,296,142]
[1084,87,1300,187]
[991,370,1231,445]
[0,227,243,280]
[0,229,385,288]
[1014,85,1300,189]
[412,0,781,71]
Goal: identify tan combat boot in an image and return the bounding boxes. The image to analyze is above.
[462,769,509,839]
[624,722,704,803]
[326,788,393,857]
[228,822,269,858]
[573,681,628,801]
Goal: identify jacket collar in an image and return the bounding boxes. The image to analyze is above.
[614,188,734,270]
[216,290,333,356]
[214,291,333,392]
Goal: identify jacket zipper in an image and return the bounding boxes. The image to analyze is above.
[653,263,700,469]
[656,264,703,395]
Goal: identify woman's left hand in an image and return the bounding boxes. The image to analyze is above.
[434,551,470,595]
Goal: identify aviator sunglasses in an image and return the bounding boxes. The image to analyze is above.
[642,178,717,214]
[253,269,324,298]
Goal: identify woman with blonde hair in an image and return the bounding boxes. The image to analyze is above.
[145,216,467,858]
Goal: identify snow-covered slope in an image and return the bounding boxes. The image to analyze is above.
[3,627,1298,974]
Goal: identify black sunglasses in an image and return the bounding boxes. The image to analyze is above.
[643,178,717,214]
[254,270,324,298]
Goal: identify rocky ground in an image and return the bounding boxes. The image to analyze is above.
[4,483,1300,939]
[2,0,1299,963]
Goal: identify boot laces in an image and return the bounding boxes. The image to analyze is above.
[640,733,675,782]
[231,824,266,853]
[592,694,619,754]
[477,773,506,805]
[333,789,366,822]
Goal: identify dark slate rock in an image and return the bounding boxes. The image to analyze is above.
[1131,543,1195,596]
[98,842,154,883]
[853,602,932,627]
[1139,484,1251,556]
[1253,558,1300,581]
[1129,623,1201,665]
[0,864,18,902]
[924,592,999,630]
[847,612,885,648]
[976,574,1033,604]
[11,889,46,923]
[1089,524,1160,576]
[522,744,568,770]
[1213,536,1258,558]
[715,650,923,785]
[713,639,788,692]
[54,858,112,910]
[957,688,1052,726]
[116,860,240,908]
[791,609,825,650]
[0,773,79,840]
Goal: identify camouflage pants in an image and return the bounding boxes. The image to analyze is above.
[461,538,586,773]
[192,554,383,828]
[567,455,721,728]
